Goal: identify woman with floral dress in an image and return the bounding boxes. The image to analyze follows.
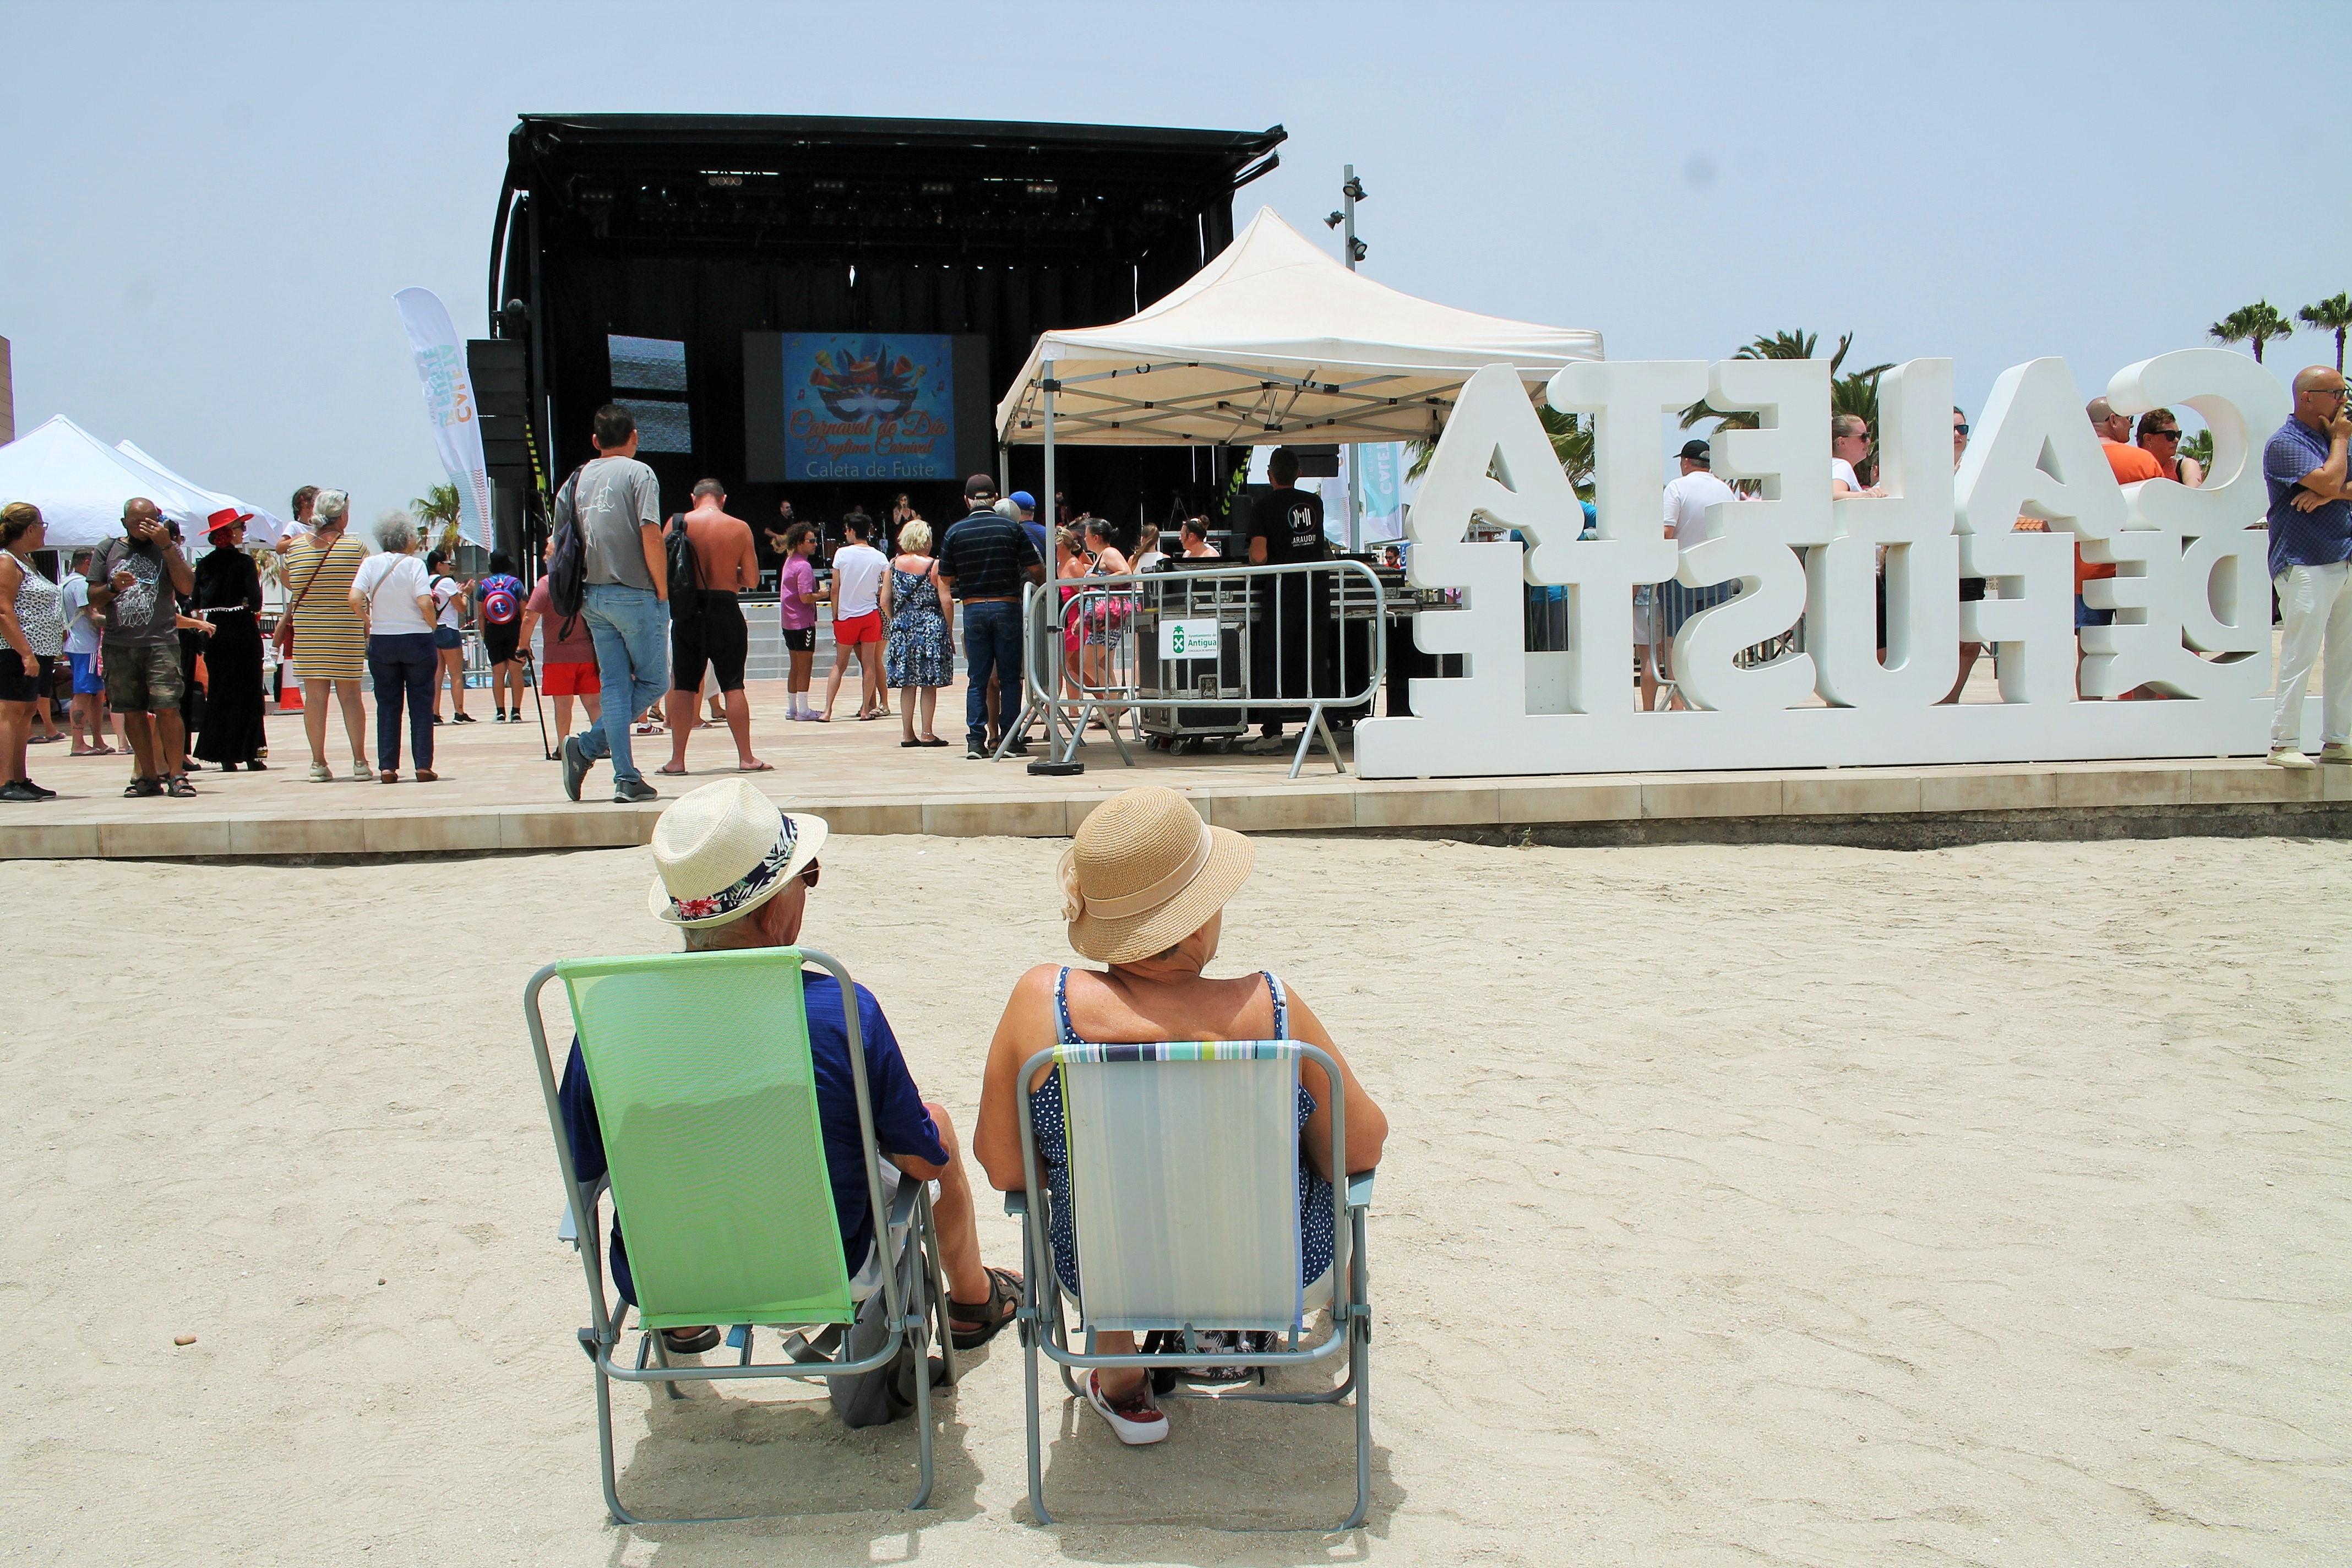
[880,518,952,747]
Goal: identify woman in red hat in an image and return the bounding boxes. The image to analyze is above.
[192,508,269,769]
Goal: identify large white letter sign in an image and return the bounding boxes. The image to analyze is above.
[1349,353,2308,781]
[1670,356,1829,712]
[2085,349,2289,700]
[1398,364,1570,745]
[1543,361,1698,714]
[1954,358,2118,708]
[1811,358,1960,710]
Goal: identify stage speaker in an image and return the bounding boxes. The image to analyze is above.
[469,340,532,565]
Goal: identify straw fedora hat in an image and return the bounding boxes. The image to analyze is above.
[1060,786,1252,963]
[645,778,828,928]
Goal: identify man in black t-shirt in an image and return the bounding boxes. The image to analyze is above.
[1243,449,1329,752]
[936,473,1045,758]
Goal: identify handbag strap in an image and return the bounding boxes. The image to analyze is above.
[287,540,336,613]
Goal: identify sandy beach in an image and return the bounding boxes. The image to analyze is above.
[4,830,2346,1566]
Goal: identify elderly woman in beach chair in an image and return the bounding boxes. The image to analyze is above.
[557,780,1022,1365]
[973,785,1388,1449]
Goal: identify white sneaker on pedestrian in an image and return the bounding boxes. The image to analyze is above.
[2318,742,2352,765]
[307,762,333,783]
[1085,1370,1168,1446]
[1240,733,1290,756]
[350,758,372,781]
[2267,747,2317,771]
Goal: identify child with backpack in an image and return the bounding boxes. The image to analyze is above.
[475,552,527,721]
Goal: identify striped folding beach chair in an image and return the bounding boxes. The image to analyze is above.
[1010,1038,1375,1529]
[524,947,956,1525]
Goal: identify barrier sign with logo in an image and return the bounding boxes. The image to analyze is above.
[1159,618,1222,660]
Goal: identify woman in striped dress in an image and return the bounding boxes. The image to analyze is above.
[281,489,371,781]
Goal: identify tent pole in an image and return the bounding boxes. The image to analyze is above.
[1041,358,1063,761]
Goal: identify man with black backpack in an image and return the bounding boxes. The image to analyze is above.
[556,405,669,804]
[661,478,766,775]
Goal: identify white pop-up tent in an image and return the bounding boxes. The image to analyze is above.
[115,440,289,546]
[0,416,210,547]
[0,415,287,548]
[994,206,1604,449]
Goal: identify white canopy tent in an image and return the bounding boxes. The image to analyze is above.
[115,440,289,546]
[0,415,288,549]
[0,416,210,548]
[994,206,1604,449]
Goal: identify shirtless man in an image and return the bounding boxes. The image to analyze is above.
[662,479,768,774]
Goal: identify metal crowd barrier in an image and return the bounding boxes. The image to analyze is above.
[1003,559,1387,780]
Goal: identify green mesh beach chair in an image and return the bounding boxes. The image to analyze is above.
[1010,1039,1374,1529]
[524,947,956,1524]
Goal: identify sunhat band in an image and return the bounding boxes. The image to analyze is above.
[667,818,797,924]
[1070,821,1212,921]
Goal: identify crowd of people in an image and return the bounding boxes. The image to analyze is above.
[7,377,2344,804]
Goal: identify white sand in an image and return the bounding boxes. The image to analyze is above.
[3,832,2346,1566]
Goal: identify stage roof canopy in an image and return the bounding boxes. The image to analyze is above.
[995,208,1604,447]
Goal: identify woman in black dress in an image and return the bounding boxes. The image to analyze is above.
[193,509,269,769]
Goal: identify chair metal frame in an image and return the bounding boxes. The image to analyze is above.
[1008,1039,1374,1531]
[524,948,957,1525]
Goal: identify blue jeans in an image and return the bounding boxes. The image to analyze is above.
[962,599,1024,745]
[366,633,437,772]
[577,584,669,783]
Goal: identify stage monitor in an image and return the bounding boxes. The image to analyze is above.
[744,331,992,484]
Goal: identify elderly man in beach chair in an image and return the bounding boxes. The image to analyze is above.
[556,779,1022,1370]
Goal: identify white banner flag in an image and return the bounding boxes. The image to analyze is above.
[393,286,493,547]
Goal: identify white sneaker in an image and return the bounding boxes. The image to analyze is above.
[2319,742,2352,765]
[307,762,333,783]
[1240,734,1290,756]
[350,759,373,781]
[2267,747,2317,771]
[1085,1370,1168,1446]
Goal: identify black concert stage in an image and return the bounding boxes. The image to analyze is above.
[485,114,1284,558]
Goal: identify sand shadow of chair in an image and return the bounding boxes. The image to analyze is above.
[525,946,959,1525]
[1010,1038,1375,1531]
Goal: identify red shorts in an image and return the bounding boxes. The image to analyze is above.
[834,610,882,645]
[541,661,601,697]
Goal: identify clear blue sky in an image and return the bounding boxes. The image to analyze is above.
[6,0,2346,518]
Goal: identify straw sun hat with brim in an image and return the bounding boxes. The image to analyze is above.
[645,777,828,928]
[1060,787,1253,964]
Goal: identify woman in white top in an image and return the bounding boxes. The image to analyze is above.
[425,548,474,723]
[350,512,443,782]
[1830,415,1885,498]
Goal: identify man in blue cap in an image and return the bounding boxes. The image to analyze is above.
[1008,491,1047,565]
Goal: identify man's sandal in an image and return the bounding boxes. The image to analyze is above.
[947,1266,1022,1350]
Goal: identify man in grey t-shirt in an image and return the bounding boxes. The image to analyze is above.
[560,405,671,803]
[86,497,195,797]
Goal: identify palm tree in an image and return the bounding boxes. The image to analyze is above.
[1406,401,1595,499]
[410,481,464,562]
[1681,329,1893,483]
[2297,293,2352,372]
[2209,301,2294,363]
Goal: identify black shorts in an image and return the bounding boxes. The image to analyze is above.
[781,625,815,653]
[482,620,521,663]
[671,591,747,693]
[0,650,52,704]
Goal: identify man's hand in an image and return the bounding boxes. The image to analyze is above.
[111,568,135,591]
[2293,487,2332,512]
[2331,407,2352,445]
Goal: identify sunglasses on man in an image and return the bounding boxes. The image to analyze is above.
[2144,427,2180,441]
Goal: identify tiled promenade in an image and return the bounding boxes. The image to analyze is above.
[3,675,2345,859]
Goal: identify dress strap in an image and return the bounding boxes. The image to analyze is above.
[1262,971,1289,1040]
[1053,966,1080,1044]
